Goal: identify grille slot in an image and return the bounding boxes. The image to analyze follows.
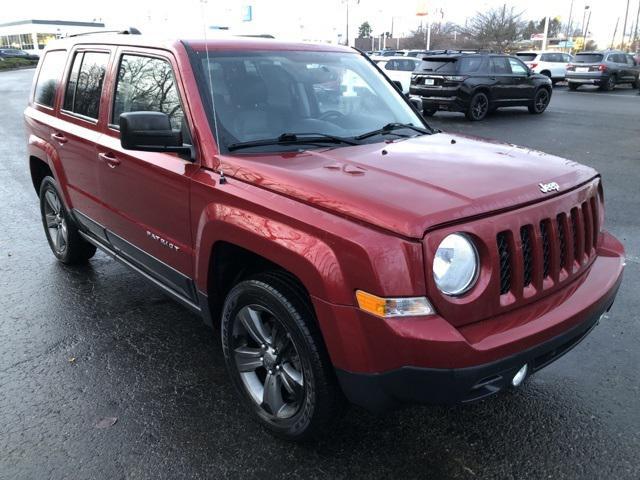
[520,225,533,287]
[497,232,511,295]
[570,208,580,262]
[540,220,551,278]
[557,213,567,270]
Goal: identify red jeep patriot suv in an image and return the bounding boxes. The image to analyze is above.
[25,33,624,440]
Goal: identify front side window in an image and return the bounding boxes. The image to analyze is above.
[63,51,109,119]
[34,50,67,108]
[508,57,528,75]
[190,49,424,152]
[112,55,185,130]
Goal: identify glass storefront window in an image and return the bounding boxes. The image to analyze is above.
[20,33,34,50]
[37,33,58,50]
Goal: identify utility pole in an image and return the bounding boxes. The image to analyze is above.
[622,0,631,50]
[633,1,640,48]
[611,17,620,49]
[542,16,550,50]
[565,0,575,52]
[345,1,349,46]
[582,8,591,50]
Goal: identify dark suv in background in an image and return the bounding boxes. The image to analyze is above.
[566,51,640,91]
[409,52,552,121]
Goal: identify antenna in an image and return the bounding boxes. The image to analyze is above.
[199,0,222,159]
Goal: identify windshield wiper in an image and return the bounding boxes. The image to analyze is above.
[227,132,360,152]
[354,123,432,141]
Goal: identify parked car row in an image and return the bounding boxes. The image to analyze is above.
[0,48,39,61]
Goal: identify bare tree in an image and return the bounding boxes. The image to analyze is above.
[462,5,525,50]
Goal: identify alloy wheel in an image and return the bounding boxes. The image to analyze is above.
[471,94,488,120]
[43,188,68,255]
[232,305,305,419]
[535,90,550,112]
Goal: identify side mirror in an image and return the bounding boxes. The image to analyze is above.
[119,111,191,155]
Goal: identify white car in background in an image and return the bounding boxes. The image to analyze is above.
[515,51,573,84]
[371,56,421,93]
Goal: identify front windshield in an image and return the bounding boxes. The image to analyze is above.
[189,49,425,152]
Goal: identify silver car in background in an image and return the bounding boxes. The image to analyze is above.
[566,51,640,91]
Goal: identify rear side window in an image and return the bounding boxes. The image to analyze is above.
[490,57,511,74]
[34,50,67,108]
[63,51,109,119]
[458,57,485,73]
[112,55,184,130]
[575,54,603,63]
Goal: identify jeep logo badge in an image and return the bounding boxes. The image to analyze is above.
[539,182,560,194]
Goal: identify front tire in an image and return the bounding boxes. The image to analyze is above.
[465,92,490,121]
[39,177,96,264]
[221,272,344,441]
[528,88,551,114]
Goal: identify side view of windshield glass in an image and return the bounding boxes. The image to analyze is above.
[190,50,427,152]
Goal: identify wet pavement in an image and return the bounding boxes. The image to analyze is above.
[1,68,639,479]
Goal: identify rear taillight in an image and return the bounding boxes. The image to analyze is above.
[529,63,538,69]
[566,64,576,71]
[598,64,608,72]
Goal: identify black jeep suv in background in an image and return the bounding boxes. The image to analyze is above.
[409,52,553,121]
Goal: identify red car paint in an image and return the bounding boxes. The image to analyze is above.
[24,36,624,397]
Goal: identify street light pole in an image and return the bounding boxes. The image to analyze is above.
[542,16,550,50]
[634,0,640,50]
[565,0,575,52]
[622,0,631,50]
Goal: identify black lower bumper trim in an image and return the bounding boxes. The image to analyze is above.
[336,298,616,413]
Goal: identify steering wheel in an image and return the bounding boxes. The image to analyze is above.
[318,110,345,122]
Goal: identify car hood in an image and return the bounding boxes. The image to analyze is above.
[219,133,597,239]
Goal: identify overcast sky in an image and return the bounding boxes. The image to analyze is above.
[1,0,637,47]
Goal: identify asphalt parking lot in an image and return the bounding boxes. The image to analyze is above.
[1,68,639,479]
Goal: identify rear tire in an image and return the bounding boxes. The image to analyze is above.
[568,82,579,91]
[221,271,344,441]
[465,92,489,121]
[39,177,96,265]
[600,75,616,91]
[528,88,551,114]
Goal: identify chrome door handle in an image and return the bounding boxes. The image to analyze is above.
[98,152,121,168]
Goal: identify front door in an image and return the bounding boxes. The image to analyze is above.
[95,49,198,304]
[507,57,535,101]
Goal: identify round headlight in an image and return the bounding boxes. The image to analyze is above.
[433,233,478,296]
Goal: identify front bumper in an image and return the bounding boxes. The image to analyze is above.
[312,232,624,412]
[336,294,616,412]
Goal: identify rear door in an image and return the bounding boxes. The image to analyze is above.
[95,48,198,304]
[488,56,513,102]
[54,47,113,238]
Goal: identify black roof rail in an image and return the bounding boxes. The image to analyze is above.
[66,27,141,38]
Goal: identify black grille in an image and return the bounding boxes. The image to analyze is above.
[540,221,551,278]
[520,226,533,287]
[497,232,511,295]
[557,214,567,269]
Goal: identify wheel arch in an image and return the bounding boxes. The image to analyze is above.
[29,155,53,195]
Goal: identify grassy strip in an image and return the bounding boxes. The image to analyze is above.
[0,58,38,71]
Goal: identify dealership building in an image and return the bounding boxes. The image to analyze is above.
[0,19,105,55]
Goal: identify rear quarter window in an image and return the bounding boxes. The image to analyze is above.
[33,50,67,108]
